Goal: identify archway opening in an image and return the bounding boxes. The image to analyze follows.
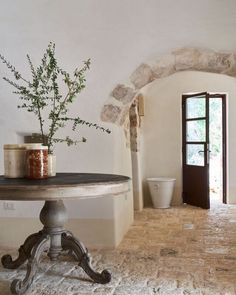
[138,71,235,208]
[101,47,236,210]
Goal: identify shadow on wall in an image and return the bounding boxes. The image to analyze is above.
[143,180,152,207]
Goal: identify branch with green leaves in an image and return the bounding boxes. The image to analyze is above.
[0,42,111,154]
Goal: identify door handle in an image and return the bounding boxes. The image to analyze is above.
[198,150,211,154]
[198,150,211,164]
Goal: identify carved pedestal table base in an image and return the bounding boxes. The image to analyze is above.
[1,200,111,295]
[0,173,130,295]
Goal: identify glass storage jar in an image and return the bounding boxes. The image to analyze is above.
[25,146,48,179]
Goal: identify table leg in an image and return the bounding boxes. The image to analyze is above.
[10,234,49,295]
[1,231,43,269]
[2,200,111,295]
[62,232,111,284]
[41,200,111,284]
[40,200,67,262]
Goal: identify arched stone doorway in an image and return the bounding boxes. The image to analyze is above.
[101,47,236,210]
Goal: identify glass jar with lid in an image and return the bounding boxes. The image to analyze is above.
[25,146,48,179]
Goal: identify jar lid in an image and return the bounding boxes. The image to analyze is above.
[4,143,43,150]
[21,143,42,148]
[4,144,26,150]
[25,145,48,150]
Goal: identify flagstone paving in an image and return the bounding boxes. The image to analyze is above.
[0,202,235,295]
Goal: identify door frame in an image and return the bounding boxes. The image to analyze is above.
[209,93,227,204]
[182,92,227,206]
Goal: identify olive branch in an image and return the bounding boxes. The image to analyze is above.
[0,42,110,154]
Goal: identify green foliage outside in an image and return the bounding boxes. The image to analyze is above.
[186,97,222,159]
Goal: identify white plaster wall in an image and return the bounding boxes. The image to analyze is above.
[141,71,236,206]
[0,0,236,219]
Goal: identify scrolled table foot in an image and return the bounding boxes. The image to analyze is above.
[10,279,27,295]
[80,255,112,284]
[62,233,111,284]
[1,231,42,269]
[10,235,49,295]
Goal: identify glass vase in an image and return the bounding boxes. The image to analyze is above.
[48,154,56,177]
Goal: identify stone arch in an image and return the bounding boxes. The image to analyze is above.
[101,47,236,151]
[101,47,236,211]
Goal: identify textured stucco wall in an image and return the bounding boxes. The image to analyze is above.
[0,0,236,218]
[141,71,236,206]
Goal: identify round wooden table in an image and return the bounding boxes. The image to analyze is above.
[0,173,130,295]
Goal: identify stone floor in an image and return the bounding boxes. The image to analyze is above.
[0,201,236,295]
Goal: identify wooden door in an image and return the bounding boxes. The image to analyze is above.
[182,92,210,209]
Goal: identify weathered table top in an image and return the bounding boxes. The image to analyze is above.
[0,173,130,201]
